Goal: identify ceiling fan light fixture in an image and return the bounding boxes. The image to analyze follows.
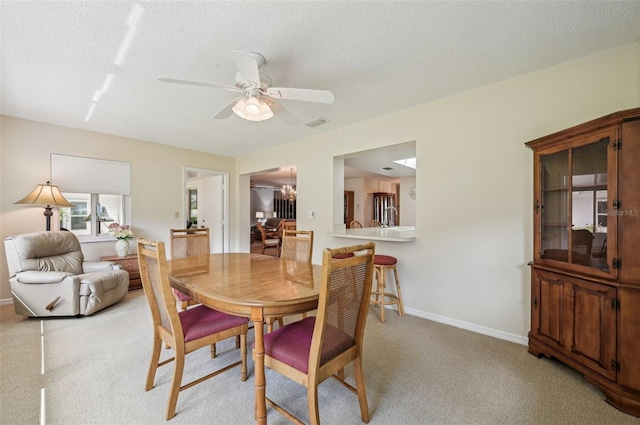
[258,100,273,120]
[243,96,262,117]
[232,97,273,121]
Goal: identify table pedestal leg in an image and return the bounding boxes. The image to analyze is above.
[252,308,267,424]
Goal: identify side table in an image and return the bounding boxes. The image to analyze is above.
[100,254,141,290]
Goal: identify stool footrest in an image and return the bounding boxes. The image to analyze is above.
[370,292,400,307]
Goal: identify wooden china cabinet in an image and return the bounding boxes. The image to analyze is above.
[526,108,640,418]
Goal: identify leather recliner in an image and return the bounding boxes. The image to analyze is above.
[4,231,130,317]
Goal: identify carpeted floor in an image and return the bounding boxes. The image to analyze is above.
[2,289,639,425]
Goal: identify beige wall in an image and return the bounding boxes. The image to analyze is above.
[235,43,639,343]
[0,117,236,300]
[1,43,638,344]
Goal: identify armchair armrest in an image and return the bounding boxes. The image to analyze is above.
[83,261,122,272]
[15,271,75,284]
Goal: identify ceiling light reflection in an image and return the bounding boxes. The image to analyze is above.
[114,3,144,66]
[393,158,416,169]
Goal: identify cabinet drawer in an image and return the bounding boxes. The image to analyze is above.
[117,259,138,273]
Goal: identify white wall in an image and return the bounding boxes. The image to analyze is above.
[0,116,235,300]
[251,189,275,224]
[235,43,639,343]
[399,177,416,226]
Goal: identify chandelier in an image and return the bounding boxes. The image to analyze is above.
[281,168,297,202]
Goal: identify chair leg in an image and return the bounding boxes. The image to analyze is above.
[210,343,217,358]
[353,356,370,423]
[146,335,163,391]
[307,382,321,425]
[166,347,185,420]
[392,266,405,316]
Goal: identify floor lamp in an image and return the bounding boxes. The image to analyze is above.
[14,181,75,231]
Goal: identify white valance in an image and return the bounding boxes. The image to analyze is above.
[51,154,131,195]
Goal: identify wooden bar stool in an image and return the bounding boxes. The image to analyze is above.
[371,254,405,322]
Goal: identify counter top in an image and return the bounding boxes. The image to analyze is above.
[329,226,415,242]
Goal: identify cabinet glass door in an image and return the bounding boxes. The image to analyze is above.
[540,150,569,263]
[538,134,614,276]
[571,139,609,271]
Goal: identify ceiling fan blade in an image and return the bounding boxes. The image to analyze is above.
[158,77,241,92]
[266,87,335,104]
[213,97,244,119]
[267,100,300,126]
[231,51,262,88]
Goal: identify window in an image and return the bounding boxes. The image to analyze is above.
[51,154,131,239]
[60,193,126,237]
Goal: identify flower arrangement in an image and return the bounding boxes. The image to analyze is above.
[108,223,133,240]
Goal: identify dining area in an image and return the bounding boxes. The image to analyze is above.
[2,232,632,425]
[136,226,377,424]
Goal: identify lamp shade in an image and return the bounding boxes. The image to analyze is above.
[255,212,264,219]
[14,181,74,207]
[14,181,74,231]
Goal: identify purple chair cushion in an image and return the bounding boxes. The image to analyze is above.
[261,317,355,374]
[262,317,315,373]
[374,255,397,266]
[173,288,192,301]
[179,305,248,342]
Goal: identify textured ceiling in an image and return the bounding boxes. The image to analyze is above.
[1,1,639,162]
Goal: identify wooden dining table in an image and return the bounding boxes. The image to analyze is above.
[168,252,323,425]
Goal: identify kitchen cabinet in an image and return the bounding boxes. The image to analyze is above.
[526,108,640,417]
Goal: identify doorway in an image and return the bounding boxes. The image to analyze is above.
[344,191,354,226]
[183,167,229,253]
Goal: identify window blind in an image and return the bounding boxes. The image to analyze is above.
[51,154,131,195]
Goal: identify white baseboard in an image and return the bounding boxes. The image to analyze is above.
[397,306,528,346]
[0,298,14,307]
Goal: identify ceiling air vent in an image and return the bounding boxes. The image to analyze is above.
[304,117,330,128]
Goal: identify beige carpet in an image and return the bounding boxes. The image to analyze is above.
[2,289,639,425]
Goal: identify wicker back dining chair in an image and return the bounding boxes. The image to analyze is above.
[349,220,363,229]
[280,229,313,262]
[266,229,315,332]
[255,222,280,256]
[281,220,297,233]
[370,220,382,227]
[260,242,376,425]
[137,239,248,420]
[169,228,210,311]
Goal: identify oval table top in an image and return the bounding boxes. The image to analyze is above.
[168,252,323,318]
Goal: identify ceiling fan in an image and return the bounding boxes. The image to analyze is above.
[250,182,273,191]
[158,51,335,125]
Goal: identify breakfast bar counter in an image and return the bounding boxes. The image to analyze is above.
[329,226,415,242]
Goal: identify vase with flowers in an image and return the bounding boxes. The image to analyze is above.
[108,223,133,257]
